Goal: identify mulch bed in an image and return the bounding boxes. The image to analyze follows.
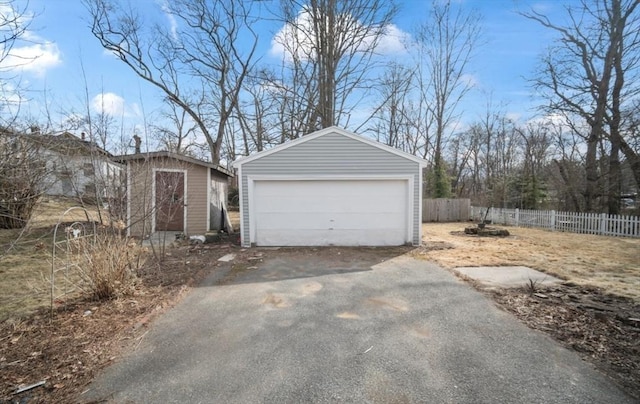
[485,283,640,399]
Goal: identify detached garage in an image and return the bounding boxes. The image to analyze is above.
[233,126,426,247]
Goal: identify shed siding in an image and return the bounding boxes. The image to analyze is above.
[187,164,208,235]
[127,157,209,237]
[240,132,422,245]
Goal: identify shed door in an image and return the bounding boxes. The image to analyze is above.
[253,179,408,246]
[155,171,185,231]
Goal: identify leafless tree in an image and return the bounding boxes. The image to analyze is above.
[151,101,200,157]
[85,0,258,164]
[0,0,33,126]
[272,0,398,135]
[369,63,414,151]
[415,0,482,197]
[523,0,640,213]
[234,72,281,156]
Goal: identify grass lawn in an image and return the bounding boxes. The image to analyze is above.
[0,198,106,321]
[416,222,640,300]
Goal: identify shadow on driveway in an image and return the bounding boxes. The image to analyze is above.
[211,246,414,286]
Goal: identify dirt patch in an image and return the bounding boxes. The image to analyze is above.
[418,222,640,399]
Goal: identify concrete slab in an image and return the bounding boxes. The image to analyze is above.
[217,253,236,262]
[453,266,562,288]
[141,231,181,247]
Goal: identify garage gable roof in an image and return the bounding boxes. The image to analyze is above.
[233,126,427,167]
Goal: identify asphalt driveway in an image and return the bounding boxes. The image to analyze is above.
[85,249,634,403]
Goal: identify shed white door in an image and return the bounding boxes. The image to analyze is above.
[252,179,409,246]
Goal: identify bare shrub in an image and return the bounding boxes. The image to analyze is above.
[77,234,145,300]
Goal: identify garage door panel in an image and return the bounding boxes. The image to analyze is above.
[257,229,405,246]
[257,212,406,230]
[256,194,405,214]
[252,179,408,246]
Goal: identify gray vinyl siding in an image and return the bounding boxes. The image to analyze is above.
[240,131,422,245]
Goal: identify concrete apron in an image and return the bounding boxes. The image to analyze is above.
[453,266,562,288]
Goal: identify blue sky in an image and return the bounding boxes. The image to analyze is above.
[6,0,565,144]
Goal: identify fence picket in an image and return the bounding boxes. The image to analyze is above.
[470,206,639,238]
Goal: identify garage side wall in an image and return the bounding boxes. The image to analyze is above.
[240,132,422,245]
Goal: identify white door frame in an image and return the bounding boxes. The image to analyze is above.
[246,174,414,245]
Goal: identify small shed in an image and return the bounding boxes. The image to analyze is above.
[233,126,427,247]
[116,151,233,238]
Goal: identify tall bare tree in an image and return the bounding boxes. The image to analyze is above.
[369,63,414,150]
[0,0,32,126]
[151,100,200,157]
[523,0,640,213]
[415,0,482,197]
[272,0,398,135]
[85,0,258,164]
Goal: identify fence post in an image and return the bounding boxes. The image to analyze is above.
[515,208,519,227]
[599,213,607,235]
[490,207,494,223]
[550,210,556,231]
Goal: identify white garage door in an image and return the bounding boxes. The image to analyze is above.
[252,179,409,246]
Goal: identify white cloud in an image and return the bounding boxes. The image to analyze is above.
[1,42,62,77]
[0,4,61,77]
[269,9,410,61]
[375,24,410,55]
[505,112,522,122]
[92,92,128,117]
[460,73,479,88]
[160,1,179,41]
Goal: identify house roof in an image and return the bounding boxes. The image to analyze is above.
[232,126,428,167]
[15,131,113,157]
[114,150,233,177]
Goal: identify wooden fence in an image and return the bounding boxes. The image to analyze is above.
[422,198,470,222]
[470,206,640,238]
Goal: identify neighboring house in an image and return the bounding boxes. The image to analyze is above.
[233,126,427,247]
[34,131,123,201]
[115,151,233,238]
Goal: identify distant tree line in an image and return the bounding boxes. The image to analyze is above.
[0,0,638,231]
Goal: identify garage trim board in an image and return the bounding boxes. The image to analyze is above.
[247,175,414,246]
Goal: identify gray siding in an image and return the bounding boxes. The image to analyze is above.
[240,131,422,245]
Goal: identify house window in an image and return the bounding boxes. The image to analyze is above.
[84,183,96,196]
[83,163,95,177]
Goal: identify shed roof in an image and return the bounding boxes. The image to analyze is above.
[115,151,233,177]
[233,126,427,167]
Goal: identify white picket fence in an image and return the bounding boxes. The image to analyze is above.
[470,207,640,238]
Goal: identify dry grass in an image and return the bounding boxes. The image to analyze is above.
[415,223,640,300]
[0,197,107,321]
[72,235,146,300]
[228,210,240,232]
[0,226,56,321]
[29,196,104,228]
